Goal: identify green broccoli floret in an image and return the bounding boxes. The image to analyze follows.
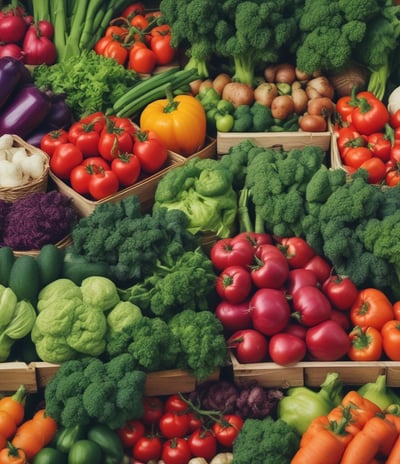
[232,417,300,464]
[45,355,146,430]
[168,309,228,381]
[305,165,347,204]
[232,105,253,132]
[250,102,273,132]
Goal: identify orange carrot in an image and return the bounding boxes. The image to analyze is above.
[0,385,27,426]
[340,390,381,428]
[386,433,400,464]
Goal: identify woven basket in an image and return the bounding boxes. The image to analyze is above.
[0,135,50,202]
[12,234,73,258]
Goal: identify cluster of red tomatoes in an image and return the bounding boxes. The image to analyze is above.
[334,90,400,185]
[211,231,364,365]
[40,111,168,200]
[0,4,56,65]
[117,394,242,464]
[94,2,176,74]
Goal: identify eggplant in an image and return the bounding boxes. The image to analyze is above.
[45,92,73,129]
[0,56,32,109]
[0,83,52,138]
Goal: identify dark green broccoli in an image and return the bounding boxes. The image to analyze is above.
[44,354,146,430]
[232,416,300,464]
[250,102,273,132]
[168,309,229,381]
[71,195,198,286]
[232,105,253,132]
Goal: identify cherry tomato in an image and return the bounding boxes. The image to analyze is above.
[40,129,69,157]
[128,46,157,74]
[133,435,162,462]
[227,328,268,363]
[103,40,129,66]
[161,437,192,464]
[269,332,307,365]
[50,143,83,180]
[277,236,315,269]
[117,420,145,448]
[210,237,254,271]
[150,34,176,66]
[322,274,359,311]
[212,414,244,447]
[187,428,217,461]
[164,394,188,414]
[215,265,253,304]
[132,130,168,174]
[111,153,141,187]
[88,169,119,200]
[158,412,191,439]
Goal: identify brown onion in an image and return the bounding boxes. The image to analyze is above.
[292,88,309,115]
[213,73,232,96]
[299,114,327,132]
[254,82,278,107]
[307,96,335,118]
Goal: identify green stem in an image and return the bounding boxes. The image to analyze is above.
[237,188,254,232]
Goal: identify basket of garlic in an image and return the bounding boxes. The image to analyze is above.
[0,134,49,202]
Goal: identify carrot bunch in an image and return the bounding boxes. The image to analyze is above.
[291,390,400,463]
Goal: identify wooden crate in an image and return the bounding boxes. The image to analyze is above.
[0,362,37,393]
[170,137,217,161]
[49,151,185,217]
[217,130,332,155]
[32,362,220,396]
[230,353,400,388]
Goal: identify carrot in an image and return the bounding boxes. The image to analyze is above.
[341,415,398,464]
[327,406,361,438]
[340,390,381,428]
[386,434,400,463]
[386,413,400,433]
[0,385,27,426]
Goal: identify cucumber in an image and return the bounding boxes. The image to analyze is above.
[62,251,111,285]
[0,246,15,286]
[8,255,40,304]
[36,244,65,288]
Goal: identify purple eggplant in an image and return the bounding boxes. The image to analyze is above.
[0,83,52,138]
[45,93,73,129]
[0,56,32,109]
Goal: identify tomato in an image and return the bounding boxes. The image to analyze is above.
[128,46,157,73]
[232,231,273,249]
[75,131,100,158]
[292,285,332,327]
[212,414,243,447]
[150,34,176,66]
[88,170,119,200]
[159,412,190,439]
[330,308,351,332]
[94,35,113,55]
[336,95,354,121]
[0,442,27,464]
[215,265,253,304]
[0,13,27,43]
[103,40,129,66]
[227,328,269,363]
[130,13,149,29]
[381,320,400,361]
[286,268,319,296]
[79,112,107,132]
[250,288,291,336]
[277,236,315,268]
[105,25,128,39]
[303,255,332,284]
[70,165,92,194]
[322,274,359,311]
[215,113,234,132]
[250,244,289,289]
[50,143,83,179]
[141,397,164,426]
[348,325,383,361]
[350,288,394,330]
[215,299,252,333]
[393,301,400,320]
[210,237,254,271]
[98,121,133,161]
[164,394,188,414]
[187,428,217,461]
[385,163,400,186]
[306,319,351,361]
[342,146,372,168]
[111,153,141,187]
[161,437,192,464]
[283,321,307,339]
[117,420,145,448]
[390,141,400,162]
[358,156,387,184]
[40,129,69,157]
[368,132,392,162]
[187,413,203,433]
[22,25,57,65]
[269,333,307,365]
[132,435,162,462]
[132,130,168,174]
[81,157,110,171]
[351,92,390,135]
[390,109,400,129]
[121,3,145,19]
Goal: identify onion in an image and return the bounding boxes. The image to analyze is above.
[306,76,335,99]
[213,73,231,96]
[328,63,369,97]
[263,64,278,82]
[254,82,278,107]
[291,88,309,114]
[387,86,400,115]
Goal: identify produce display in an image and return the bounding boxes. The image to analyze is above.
[2,0,400,462]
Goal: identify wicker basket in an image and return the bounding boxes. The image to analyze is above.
[0,135,50,202]
[12,234,73,258]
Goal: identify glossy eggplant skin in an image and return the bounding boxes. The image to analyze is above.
[0,83,52,138]
[0,56,32,108]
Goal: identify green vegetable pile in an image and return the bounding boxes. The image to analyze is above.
[32,51,138,120]
[44,353,146,430]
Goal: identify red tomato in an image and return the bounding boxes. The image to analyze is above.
[94,35,113,55]
[381,320,400,361]
[103,40,129,66]
[187,413,203,433]
[386,163,400,186]
[277,236,315,268]
[359,156,387,184]
[390,109,400,129]
[210,237,254,271]
[88,170,119,200]
[250,288,291,336]
[368,132,392,162]
[212,414,244,447]
[322,274,359,311]
[187,428,217,461]
[342,146,372,168]
[141,397,164,426]
[306,320,351,361]
[0,13,27,43]
[215,299,252,333]
[215,265,253,304]
[336,95,354,121]
[250,244,289,289]
[269,333,307,365]
[351,92,390,135]
[164,394,188,414]
[128,46,157,73]
[130,13,149,29]
[292,286,332,327]
[286,268,319,296]
[50,143,83,179]
[150,34,176,66]
[40,129,69,157]
[121,3,145,19]
[159,412,191,439]
[283,322,307,339]
[99,123,133,161]
[133,435,162,462]
[111,153,141,187]
[117,420,145,448]
[132,130,168,174]
[73,130,100,158]
[330,309,351,332]
[69,164,93,195]
[81,156,110,171]
[232,231,273,249]
[227,328,269,363]
[303,255,332,284]
[161,437,192,464]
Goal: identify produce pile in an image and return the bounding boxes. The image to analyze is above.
[3,0,400,463]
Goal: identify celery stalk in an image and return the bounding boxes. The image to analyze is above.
[78,0,107,49]
[63,0,90,61]
[51,0,67,63]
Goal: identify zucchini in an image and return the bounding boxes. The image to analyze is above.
[8,255,40,304]
[0,246,15,286]
[36,244,65,288]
